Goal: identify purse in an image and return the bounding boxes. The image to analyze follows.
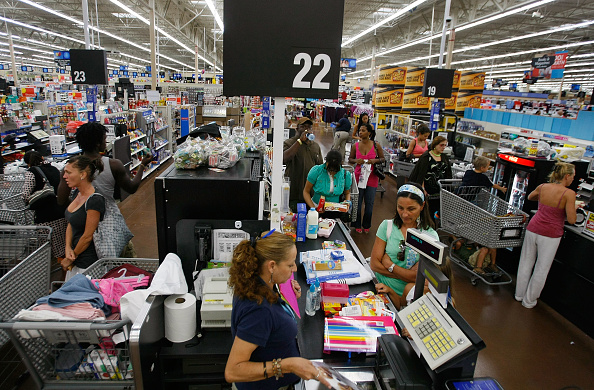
[373,142,386,181]
[86,194,134,258]
[28,167,57,210]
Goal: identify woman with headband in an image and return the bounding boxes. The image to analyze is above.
[370,182,439,303]
[225,230,331,389]
[515,162,579,309]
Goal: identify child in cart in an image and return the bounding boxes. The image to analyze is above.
[452,239,500,276]
[457,156,505,276]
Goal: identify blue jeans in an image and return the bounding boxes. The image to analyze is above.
[354,186,377,229]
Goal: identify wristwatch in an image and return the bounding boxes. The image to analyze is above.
[388,263,395,273]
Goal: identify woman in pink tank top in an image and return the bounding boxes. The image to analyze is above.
[405,124,430,159]
[515,162,579,309]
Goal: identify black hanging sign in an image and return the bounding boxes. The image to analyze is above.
[223,0,344,98]
[422,68,455,98]
[69,49,109,85]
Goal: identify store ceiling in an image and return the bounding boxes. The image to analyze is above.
[0,0,593,90]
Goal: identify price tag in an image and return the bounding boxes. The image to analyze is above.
[223,0,344,98]
[422,68,455,98]
[69,49,108,85]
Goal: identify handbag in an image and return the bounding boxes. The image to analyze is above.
[373,142,386,181]
[86,194,134,258]
[28,167,57,210]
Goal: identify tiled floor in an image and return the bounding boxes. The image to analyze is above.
[119,123,594,389]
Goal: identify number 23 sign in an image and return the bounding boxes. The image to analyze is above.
[223,0,344,98]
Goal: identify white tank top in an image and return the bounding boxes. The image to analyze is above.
[94,156,117,204]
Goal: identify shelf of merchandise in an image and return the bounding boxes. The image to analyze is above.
[131,146,145,157]
[130,160,142,170]
[142,155,172,179]
[456,131,500,143]
[130,134,146,143]
[154,141,168,151]
[155,125,169,133]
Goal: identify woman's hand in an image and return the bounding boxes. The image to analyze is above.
[282,358,332,388]
[291,279,302,299]
[375,283,394,295]
[402,327,412,340]
[61,255,75,271]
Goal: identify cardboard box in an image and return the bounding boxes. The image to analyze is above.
[324,202,348,212]
[296,203,307,242]
[227,107,240,116]
[195,106,202,115]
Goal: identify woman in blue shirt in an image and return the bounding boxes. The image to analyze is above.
[370,183,439,301]
[303,150,352,212]
[225,231,330,390]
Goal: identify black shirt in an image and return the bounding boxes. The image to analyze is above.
[461,170,493,188]
[65,193,105,269]
[29,164,66,223]
[335,117,351,132]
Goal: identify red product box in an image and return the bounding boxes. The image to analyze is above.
[321,283,349,304]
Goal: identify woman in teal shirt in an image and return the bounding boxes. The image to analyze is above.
[370,182,439,298]
[303,150,352,210]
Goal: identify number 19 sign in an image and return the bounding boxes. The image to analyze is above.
[223,0,344,98]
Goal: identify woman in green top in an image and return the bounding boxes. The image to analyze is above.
[303,150,352,210]
[370,182,439,298]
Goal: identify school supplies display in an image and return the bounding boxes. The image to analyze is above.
[300,249,372,285]
[323,316,398,353]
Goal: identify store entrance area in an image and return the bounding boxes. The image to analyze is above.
[113,123,594,390]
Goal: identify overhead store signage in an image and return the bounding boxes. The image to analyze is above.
[69,49,109,85]
[497,153,535,168]
[340,58,357,73]
[54,51,70,67]
[528,51,568,79]
[422,68,455,98]
[223,0,344,98]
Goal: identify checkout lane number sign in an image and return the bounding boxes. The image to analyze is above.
[223,0,344,98]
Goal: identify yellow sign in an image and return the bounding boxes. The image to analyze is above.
[459,71,486,90]
[452,71,461,89]
[402,87,430,111]
[455,91,483,113]
[405,67,426,87]
[377,65,407,86]
[444,91,458,111]
[375,87,404,109]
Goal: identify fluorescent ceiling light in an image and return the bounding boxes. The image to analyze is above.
[18,0,82,25]
[451,40,594,65]
[205,0,224,32]
[459,61,532,71]
[112,13,137,18]
[457,0,556,32]
[356,0,558,64]
[108,0,218,69]
[342,0,429,47]
[0,16,86,45]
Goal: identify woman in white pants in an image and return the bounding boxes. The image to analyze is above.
[515,162,578,308]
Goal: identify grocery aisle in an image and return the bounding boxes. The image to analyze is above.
[115,125,594,389]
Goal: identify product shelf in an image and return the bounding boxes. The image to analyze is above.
[155,125,169,133]
[130,134,146,143]
[457,132,500,143]
[142,155,171,180]
[155,141,168,151]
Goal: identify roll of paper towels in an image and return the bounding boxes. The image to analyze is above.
[164,293,197,343]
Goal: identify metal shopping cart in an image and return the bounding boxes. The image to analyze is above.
[0,257,159,389]
[438,179,528,286]
[0,226,52,390]
[0,173,35,225]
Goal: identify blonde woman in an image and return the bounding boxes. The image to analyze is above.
[515,162,579,309]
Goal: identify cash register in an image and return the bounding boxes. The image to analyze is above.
[376,229,486,389]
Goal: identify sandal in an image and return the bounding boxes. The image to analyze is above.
[473,267,486,275]
[486,265,499,273]
[355,228,362,233]
[364,229,370,234]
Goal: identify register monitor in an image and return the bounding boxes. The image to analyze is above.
[406,228,447,265]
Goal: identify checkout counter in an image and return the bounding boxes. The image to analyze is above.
[129,220,485,390]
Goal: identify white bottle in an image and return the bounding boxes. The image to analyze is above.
[280,181,291,213]
[305,285,317,316]
[306,208,319,239]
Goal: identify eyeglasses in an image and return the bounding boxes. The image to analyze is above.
[397,240,405,261]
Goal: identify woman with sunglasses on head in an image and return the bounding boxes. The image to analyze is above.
[225,231,331,390]
[369,183,439,303]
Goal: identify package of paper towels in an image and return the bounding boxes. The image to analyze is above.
[164,293,197,343]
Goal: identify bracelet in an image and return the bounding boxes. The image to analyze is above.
[263,361,268,379]
[297,139,303,145]
[272,358,283,380]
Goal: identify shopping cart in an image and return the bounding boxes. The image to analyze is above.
[438,179,527,285]
[0,257,159,389]
[0,226,52,390]
[0,192,35,225]
[0,173,27,199]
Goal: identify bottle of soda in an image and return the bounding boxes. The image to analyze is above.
[316,195,325,213]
